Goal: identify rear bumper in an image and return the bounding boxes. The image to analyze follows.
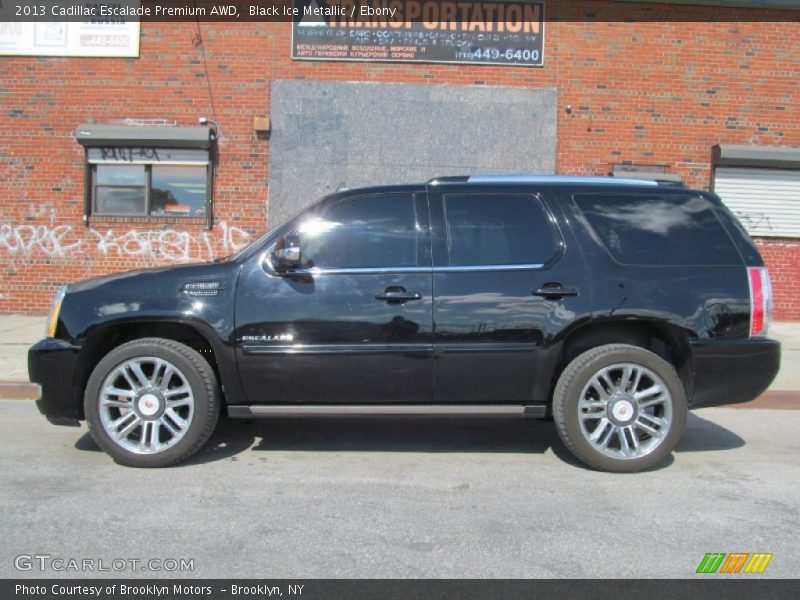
[28,338,82,426]
[690,337,781,409]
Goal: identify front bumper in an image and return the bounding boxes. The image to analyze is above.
[28,338,82,426]
[690,337,781,409]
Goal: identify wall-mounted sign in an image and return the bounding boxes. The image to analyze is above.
[0,19,139,57]
[605,0,800,9]
[291,0,544,67]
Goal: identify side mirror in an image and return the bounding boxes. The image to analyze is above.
[271,232,302,272]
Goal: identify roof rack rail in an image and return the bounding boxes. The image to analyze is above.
[426,176,470,185]
[466,174,658,186]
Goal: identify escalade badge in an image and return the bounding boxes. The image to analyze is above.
[241,334,294,342]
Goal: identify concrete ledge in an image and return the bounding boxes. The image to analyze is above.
[0,382,40,400]
[730,390,800,410]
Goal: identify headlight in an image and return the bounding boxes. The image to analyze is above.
[45,284,67,338]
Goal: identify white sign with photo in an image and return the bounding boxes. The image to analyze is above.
[0,20,140,57]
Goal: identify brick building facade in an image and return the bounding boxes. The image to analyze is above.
[1,1,799,317]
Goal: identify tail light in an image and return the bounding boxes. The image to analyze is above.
[747,267,773,337]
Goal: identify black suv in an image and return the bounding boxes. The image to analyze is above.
[29,175,780,472]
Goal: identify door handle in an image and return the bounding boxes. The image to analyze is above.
[375,287,422,303]
[533,284,580,299]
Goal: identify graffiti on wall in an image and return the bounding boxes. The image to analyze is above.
[0,224,83,258]
[99,147,161,162]
[0,221,252,262]
[92,222,251,261]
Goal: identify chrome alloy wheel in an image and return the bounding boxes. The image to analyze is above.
[97,357,195,455]
[577,362,673,460]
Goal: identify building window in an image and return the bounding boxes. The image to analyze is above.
[92,162,209,217]
[76,124,215,225]
[93,165,146,215]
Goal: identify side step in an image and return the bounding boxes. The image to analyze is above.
[227,404,546,418]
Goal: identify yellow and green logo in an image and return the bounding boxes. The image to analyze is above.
[696,552,773,574]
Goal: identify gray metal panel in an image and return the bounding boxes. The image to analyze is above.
[712,144,800,169]
[267,81,558,227]
[75,124,213,149]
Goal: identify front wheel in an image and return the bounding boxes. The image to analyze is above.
[84,338,219,467]
[553,344,687,473]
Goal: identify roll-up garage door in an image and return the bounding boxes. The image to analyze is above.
[714,167,800,238]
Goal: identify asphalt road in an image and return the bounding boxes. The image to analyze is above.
[1,400,798,579]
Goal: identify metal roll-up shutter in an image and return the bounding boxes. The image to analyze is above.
[714,167,800,238]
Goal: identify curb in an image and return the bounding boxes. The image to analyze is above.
[730,390,799,410]
[0,382,40,400]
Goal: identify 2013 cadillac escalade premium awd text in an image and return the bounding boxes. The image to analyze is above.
[29,175,781,471]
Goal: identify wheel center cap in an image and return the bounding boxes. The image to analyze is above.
[137,393,161,417]
[610,398,636,424]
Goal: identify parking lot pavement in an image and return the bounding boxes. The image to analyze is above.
[1,399,798,579]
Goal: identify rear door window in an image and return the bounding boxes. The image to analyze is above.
[573,193,741,266]
[443,193,560,267]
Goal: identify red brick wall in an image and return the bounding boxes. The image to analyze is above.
[1,2,799,318]
[756,240,800,321]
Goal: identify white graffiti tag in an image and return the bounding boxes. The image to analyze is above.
[219,222,251,253]
[92,229,194,261]
[0,224,84,257]
[0,221,251,263]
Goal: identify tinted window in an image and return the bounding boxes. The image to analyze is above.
[294,193,419,269]
[150,166,207,217]
[443,193,559,266]
[93,163,208,217]
[574,193,740,265]
[94,165,146,215]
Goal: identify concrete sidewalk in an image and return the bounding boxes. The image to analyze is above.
[1,315,798,390]
[0,316,43,383]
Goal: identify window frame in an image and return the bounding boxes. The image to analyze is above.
[440,191,563,270]
[91,164,148,217]
[84,147,213,227]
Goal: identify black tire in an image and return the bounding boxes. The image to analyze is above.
[84,338,219,467]
[553,344,687,473]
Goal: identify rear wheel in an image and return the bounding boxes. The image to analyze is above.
[553,344,687,473]
[84,338,219,467]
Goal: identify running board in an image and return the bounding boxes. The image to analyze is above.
[227,404,546,418]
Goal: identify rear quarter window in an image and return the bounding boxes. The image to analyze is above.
[573,193,742,266]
